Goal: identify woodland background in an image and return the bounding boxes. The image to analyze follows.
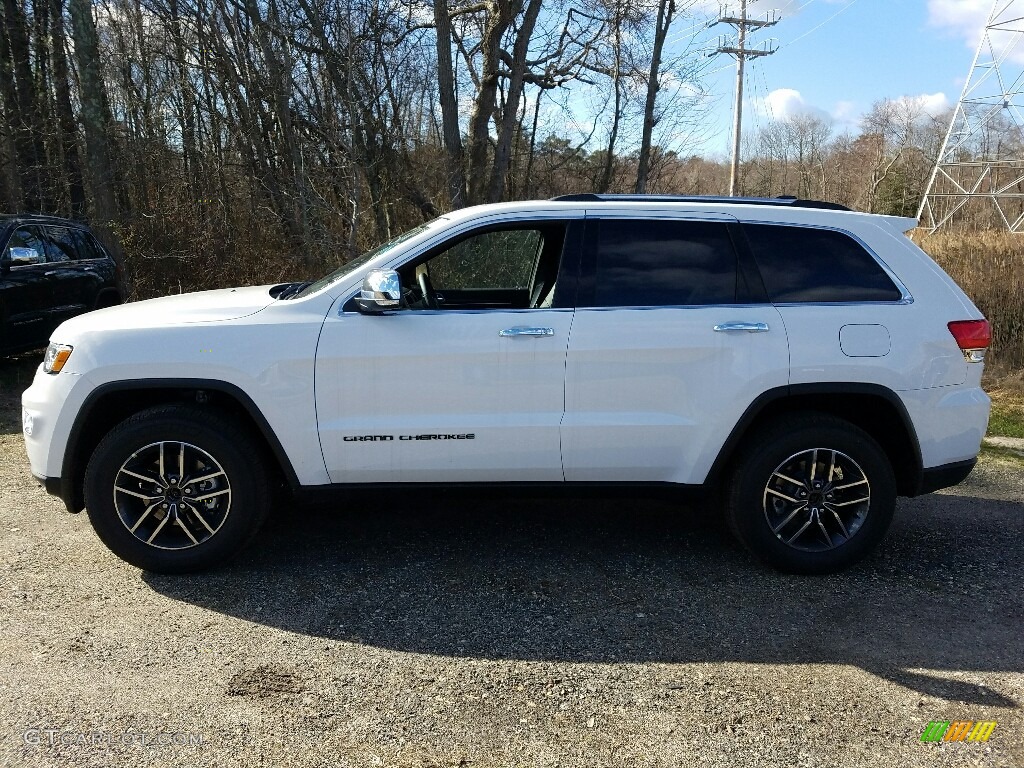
[2,0,1022,368]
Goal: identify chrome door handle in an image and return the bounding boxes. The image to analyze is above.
[713,322,770,333]
[44,270,58,276]
[499,327,555,337]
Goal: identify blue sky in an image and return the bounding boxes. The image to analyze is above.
[676,0,998,156]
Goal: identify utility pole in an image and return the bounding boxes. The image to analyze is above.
[713,2,778,196]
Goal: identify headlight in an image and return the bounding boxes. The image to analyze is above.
[43,343,73,374]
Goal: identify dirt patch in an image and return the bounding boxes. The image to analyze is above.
[227,665,305,698]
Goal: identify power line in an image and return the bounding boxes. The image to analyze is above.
[780,0,858,49]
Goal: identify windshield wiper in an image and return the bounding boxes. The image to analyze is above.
[275,281,312,299]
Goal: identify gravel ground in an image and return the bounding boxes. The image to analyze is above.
[1,356,1021,768]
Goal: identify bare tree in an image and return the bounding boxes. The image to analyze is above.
[635,0,673,193]
[433,0,465,207]
[69,0,118,221]
[2,0,49,210]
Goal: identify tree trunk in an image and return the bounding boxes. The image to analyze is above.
[433,0,465,208]
[487,0,543,203]
[636,0,674,194]
[522,91,542,198]
[0,16,26,208]
[465,1,505,205]
[50,0,85,217]
[599,1,624,193]
[168,0,200,200]
[68,0,118,222]
[3,0,49,210]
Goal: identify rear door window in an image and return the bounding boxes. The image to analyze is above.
[743,224,902,303]
[42,227,87,262]
[591,219,738,307]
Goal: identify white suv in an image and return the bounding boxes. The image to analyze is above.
[21,195,991,574]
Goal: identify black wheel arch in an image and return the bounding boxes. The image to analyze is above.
[60,379,300,513]
[706,382,925,497]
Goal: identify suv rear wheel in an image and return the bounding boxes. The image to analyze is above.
[726,414,896,574]
[84,405,271,573]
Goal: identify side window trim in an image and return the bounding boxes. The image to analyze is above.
[550,219,583,310]
[737,220,913,305]
[727,222,771,304]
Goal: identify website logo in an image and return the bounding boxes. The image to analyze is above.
[920,720,996,743]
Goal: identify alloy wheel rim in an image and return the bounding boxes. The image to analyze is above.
[112,441,231,550]
[762,447,871,552]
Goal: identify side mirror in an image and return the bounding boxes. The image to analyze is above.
[355,269,401,314]
[7,247,42,267]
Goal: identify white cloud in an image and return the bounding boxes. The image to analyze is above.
[894,92,951,118]
[752,89,950,134]
[760,88,832,122]
[830,100,859,132]
[832,100,857,121]
[847,92,952,135]
[927,0,991,47]
[927,0,1024,63]
[690,0,722,13]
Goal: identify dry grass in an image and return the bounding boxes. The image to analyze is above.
[914,230,1024,372]
[983,366,1024,439]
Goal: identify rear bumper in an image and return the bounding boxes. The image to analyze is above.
[916,458,976,496]
[898,385,989,469]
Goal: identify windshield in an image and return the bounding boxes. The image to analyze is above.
[293,221,434,298]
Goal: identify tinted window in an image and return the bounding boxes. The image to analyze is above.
[745,224,902,303]
[80,232,109,261]
[593,219,737,307]
[43,227,87,262]
[4,227,47,266]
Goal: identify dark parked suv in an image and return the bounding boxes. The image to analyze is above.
[1,215,123,356]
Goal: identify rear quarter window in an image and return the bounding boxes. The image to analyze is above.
[80,232,110,260]
[744,224,903,303]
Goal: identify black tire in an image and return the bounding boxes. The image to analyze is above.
[725,413,896,574]
[84,405,271,573]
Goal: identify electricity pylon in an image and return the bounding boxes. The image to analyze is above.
[918,0,1024,232]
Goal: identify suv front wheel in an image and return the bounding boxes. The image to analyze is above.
[726,414,896,574]
[84,405,271,573]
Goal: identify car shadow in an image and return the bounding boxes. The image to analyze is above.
[143,488,1023,708]
[0,352,42,435]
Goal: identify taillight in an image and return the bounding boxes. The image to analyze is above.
[948,319,991,363]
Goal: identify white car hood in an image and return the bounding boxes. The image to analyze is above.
[56,286,277,336]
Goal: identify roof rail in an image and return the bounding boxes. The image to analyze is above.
[0,212,84,223]
[548,194,851,211]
